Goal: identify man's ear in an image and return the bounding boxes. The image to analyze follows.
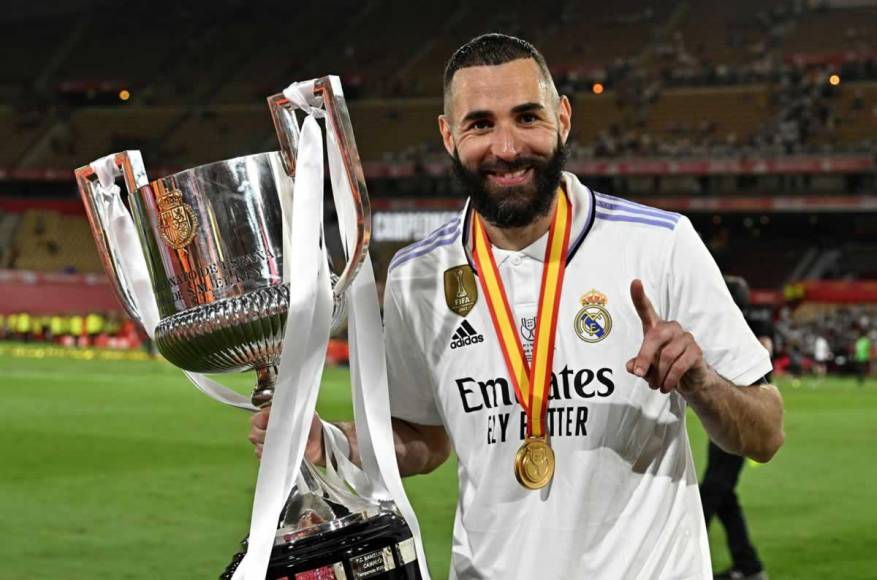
[438,114,456,156]
[557,95,572,144]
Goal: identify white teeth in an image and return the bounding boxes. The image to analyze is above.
[496,169,527,178]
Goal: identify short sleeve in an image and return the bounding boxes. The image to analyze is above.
[665,217,773,386]
[383,276,444,425]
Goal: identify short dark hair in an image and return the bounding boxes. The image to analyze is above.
[443,33,555,110]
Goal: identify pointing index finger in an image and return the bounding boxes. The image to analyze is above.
[630,279,660,330]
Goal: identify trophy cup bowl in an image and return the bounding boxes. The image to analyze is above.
[75,78,368,407]
[78,150,330,405]
[133,150,308,406]
[75,77,422,579]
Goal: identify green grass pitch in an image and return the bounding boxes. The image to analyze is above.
[1,345,875,579]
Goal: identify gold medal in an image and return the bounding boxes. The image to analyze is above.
[514,437,555,490]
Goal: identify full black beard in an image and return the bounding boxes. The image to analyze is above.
[451,137,567,229]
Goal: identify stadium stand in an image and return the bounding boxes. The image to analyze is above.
[0,211,21,267]
[7,76,873,171]
[669,0,774,66]
[782,3,877,55]
[0,104,57,166]
[38,106,180,172]
[713,237,811,289]
[584,85,772,157]
[832,243,877,279]
[0,0,874,316]
[6,210,101,273]
[831,82,877,147]
[0,0,873,172]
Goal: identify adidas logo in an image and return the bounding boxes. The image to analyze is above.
[450,320,484,349]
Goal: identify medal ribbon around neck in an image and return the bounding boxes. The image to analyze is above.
[471,188,571,440]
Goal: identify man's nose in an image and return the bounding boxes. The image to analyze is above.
[489,124,522,161]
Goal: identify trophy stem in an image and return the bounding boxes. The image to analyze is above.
[252,365,278,408]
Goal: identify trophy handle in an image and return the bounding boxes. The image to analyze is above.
[266,91,302,177]
[267,76,371,301]
[74,151,151,328]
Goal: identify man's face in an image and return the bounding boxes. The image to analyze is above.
[439,58,572,228]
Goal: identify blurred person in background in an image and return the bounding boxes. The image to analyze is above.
[69,314,84,347]
[49,314,64,343]
[35,315,50,342]
[854,330,870,384]
[812,334,830,379]
[14,311,32,342]
[7,313,18,341]
[60,314,74,346]
[85,311,105,347]
[700,276,771,580]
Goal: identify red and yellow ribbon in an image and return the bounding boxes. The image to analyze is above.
[471,189,571,438]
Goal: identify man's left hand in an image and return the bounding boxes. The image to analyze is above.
[626,279,712,396]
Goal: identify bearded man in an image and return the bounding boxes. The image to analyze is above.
[251,33,784,579]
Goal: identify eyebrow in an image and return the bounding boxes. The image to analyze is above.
[460,102,546,124]
[511,102,545,114]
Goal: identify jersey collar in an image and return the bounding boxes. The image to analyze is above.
[461,171,596,273]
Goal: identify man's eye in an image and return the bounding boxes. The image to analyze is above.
[520,113,538,124]
[471,120,491,130]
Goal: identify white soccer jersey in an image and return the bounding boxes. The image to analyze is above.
[384,172,772,580]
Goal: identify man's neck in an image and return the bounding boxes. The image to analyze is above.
[481,191,558,251]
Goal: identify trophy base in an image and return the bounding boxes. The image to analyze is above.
[220,511,421,580]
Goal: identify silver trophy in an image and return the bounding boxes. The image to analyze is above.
[75,78,367,406]
[75,77,421,579]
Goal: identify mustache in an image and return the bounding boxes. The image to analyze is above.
[477,156,544,174]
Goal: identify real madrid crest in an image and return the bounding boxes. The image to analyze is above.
[574,289,612,343]
[156,187,197,250]
[444,265,478,317]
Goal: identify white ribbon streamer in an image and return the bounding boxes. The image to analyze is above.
[325,112,356,260]
[320,76,431,579]
[92,156,160,332]
[346,256,431,577]
[283,81,324,118]
[89,156,257,412]
[321,419,375,494]
[283,77,431,578]
[232,114,332,579]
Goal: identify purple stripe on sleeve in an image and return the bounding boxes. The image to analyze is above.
[389,229,461,271]
[389,218,460,264]
[595,199,680,223]
[595,193,680,222]
[595,212,677,230]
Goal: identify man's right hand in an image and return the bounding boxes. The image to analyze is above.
[249,409,451,477]
[248,407,325,465]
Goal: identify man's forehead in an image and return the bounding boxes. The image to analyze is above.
[448,59,551,116]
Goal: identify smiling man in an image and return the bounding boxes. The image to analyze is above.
[441,55,570,236]
[251,33,784,579]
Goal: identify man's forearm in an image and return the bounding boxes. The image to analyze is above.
[684,370,785,462]
[329,418,450,477]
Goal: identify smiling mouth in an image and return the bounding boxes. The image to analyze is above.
[485,167,532,187]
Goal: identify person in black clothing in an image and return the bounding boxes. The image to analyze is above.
[700,275,771,580]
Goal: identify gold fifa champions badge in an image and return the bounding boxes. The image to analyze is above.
[444,265,478,317]
[514,436,555,490]
[157,187,197,250]
[574,289,612,343]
